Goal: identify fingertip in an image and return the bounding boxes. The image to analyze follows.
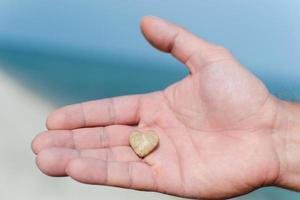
[141,15,161,27]
[31,131,74,154]
[31,132,47,154]
[140,15,167,32]
[36,149,61,176]
[46,109,67,130]
[31,135,38,154]
[36,148,78,177]
[140,15,177,53]
[46,104,86,130]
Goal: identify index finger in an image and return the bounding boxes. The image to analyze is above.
[46,94,143,130]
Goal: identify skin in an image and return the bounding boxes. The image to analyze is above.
[31,16,300,199]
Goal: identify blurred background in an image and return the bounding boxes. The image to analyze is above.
[0,0,299,199]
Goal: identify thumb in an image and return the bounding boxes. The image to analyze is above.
[141,16,233,74]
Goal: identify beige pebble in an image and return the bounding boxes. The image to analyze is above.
[129,130,159,158]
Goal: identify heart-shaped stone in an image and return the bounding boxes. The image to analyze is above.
[129,130,159,158]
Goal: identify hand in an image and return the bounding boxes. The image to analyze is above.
[32,16,284,199]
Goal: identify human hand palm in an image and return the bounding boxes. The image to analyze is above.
[32,17,280,199]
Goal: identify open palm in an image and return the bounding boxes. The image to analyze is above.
[32,16,281,199]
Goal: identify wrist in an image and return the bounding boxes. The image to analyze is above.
[272,99,300,190]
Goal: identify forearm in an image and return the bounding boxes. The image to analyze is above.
[273,100,300,190]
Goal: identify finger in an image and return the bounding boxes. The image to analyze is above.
[141,16,233,74]
[46,94,143,130]
[66,158,155,191]
[32,125,133,154]
[36,147,140,176]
